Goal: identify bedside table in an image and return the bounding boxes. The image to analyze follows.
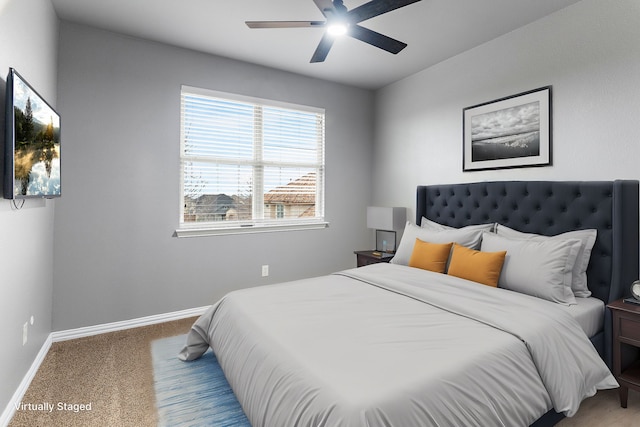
[608,298,640,407]
[354,250,393,267]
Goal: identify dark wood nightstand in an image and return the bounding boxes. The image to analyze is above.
[608,298,640,407]
[354,250,393,267]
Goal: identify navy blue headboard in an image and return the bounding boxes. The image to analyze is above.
[416,180,639,367]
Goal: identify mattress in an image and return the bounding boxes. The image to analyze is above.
[562,297,605,338]
[180,263,617,427]
[508,293,604,338]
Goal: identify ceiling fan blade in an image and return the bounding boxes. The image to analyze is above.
[348,24,407,54]
[246,21,325,29]
[348,0,422,24]
[313,0,336,17]
[310,33,335,63]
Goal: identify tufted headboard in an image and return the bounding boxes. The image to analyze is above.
[417,181,639,368]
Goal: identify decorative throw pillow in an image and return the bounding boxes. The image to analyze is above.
[408,239,453,273]
[495,224,597,298]
[447,244,506,287]
[480,232,581,305]
[391,222,486,266]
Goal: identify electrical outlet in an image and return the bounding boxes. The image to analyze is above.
[262,265,269,277]
[23,322,28,346]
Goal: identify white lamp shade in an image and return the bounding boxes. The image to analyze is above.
[366,207,406,231]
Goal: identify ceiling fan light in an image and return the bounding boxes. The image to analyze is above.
[327,22,348,36]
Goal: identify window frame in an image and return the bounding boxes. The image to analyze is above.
[176,86,328,238]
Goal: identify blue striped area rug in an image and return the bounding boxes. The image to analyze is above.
[151,334,251,426]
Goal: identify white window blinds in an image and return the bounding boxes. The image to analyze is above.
[179,86,326,235]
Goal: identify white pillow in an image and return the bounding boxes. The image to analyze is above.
[421,217,496,233]
[480,232,581,305]
[391,222,485,266]
[495,225,597,298]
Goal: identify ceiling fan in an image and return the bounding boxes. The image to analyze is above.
[245,0,422,63]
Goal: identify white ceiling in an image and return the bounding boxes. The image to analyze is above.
[50,0,582,90]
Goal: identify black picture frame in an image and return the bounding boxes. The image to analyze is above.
[463,86,552,172]
[375,230,396,253]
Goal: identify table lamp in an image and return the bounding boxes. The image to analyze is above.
[366,206,406,253]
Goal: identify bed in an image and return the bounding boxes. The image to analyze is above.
[180,180,639,427]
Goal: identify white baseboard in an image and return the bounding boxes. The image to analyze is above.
[1,306,209,427]
[0,334,52,427]
[51,305,210,342]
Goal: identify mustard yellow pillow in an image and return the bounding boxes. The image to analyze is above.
[447,243,506,287]
[408,239,453,273]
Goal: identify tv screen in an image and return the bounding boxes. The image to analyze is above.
[4,68,61,199]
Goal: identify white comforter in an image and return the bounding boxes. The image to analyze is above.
[179,263,617,427]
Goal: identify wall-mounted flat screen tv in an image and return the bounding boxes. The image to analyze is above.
[4,68,61,199]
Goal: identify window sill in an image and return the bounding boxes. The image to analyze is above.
[175,221,329,238]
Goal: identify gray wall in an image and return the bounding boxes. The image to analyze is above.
[0,0,58,417]
[53,22,374,331]
[373,0,640,218]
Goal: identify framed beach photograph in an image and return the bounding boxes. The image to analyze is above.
[463,86,551,171]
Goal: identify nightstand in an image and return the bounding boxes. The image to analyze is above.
[608,298,640,407]
[354,250,393,267]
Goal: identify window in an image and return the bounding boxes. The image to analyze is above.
[275,204,284,219]
[178,86,326,236]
